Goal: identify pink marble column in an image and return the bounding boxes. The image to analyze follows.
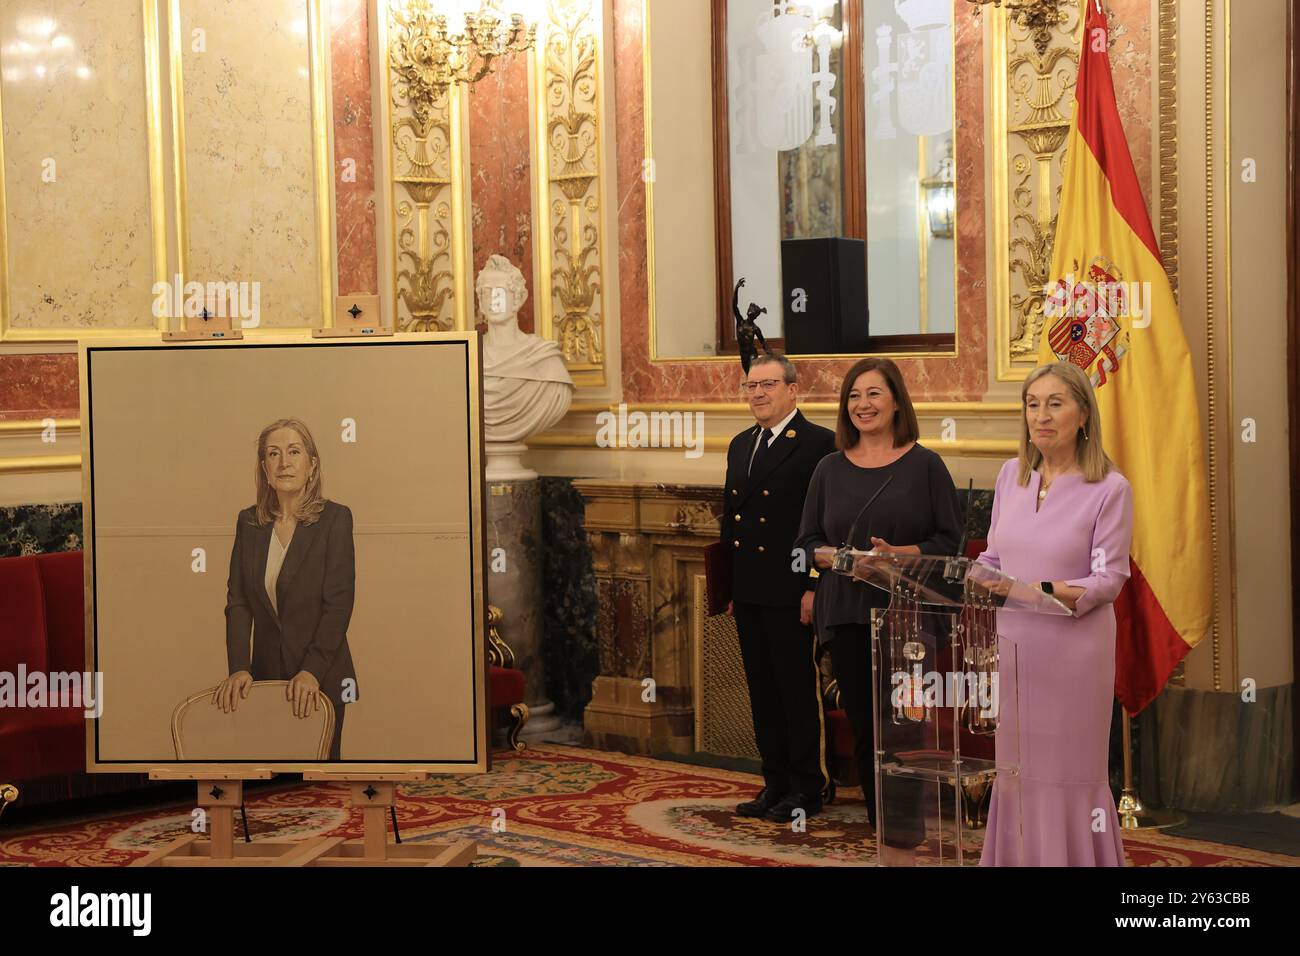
[331,0,379,297]
[0,355,79,421]
[1108,0,1155,213]
[469,55,535,333]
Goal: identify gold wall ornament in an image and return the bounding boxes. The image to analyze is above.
[968,0,1071,57]
[1157,0,1179,297]
[991,1,1173,379]
[385,0,472,331]
[487,604,516,668]
[990,0,1084,379]
[532,0,607,387]
[1006,23,1077,357]
[406,0,536,91]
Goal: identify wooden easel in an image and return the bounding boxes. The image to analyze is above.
[162,304,245,341]
[132,771,344,867]
[132,771,476,867]
[312,295,393,338]
[300,772,476,867]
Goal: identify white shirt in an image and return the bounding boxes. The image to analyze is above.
[748,407,800,472]
[265,531,289,615]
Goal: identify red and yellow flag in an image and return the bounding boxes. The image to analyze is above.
[1039,1,1212,715]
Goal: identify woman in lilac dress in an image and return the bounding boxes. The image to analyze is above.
[977,362,1133,867]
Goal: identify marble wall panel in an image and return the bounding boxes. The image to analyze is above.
[0,0,158,331]
[470,55,534,332]
[0,353,78,420]
[1110,0,1154,213]
[178,0,322,327]
[330,0,378,296]
[0,0,376,419]
[0,501,81,556]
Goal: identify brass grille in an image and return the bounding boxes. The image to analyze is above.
[693,576,759,760]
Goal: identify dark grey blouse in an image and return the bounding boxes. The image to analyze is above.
[795,444,963,639]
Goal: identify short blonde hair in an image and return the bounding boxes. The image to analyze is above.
[1017,363,1114,486]
[252,419,327,526]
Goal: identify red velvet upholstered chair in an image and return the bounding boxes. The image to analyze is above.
[0,551,96,797]
[487,605,529,751]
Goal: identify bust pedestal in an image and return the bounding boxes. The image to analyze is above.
[477,253,574,739]
[487,479,559,738]
[485,443,536,483]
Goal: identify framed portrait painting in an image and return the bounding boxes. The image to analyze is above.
[78,334,489,774]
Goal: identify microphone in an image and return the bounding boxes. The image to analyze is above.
[832,474,895,573]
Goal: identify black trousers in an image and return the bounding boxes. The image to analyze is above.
[825,623,926,849]
[733,603,828,798]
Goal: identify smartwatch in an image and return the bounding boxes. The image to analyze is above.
[1040,581,1055,595]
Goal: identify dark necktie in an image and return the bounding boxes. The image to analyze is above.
[748,428,774,476]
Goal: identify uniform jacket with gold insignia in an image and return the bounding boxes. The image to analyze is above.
[720,409,836,607]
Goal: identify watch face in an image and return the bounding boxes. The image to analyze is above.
[1041,581,1054,595]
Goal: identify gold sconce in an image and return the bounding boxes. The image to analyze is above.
[921,142,955,239]
[963,0,1069,9]
[964,0,1071,56]
[413,0,537,91]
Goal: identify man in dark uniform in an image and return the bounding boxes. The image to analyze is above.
[722,353,836,823]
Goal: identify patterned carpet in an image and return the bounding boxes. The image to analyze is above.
[1,745,1295,867]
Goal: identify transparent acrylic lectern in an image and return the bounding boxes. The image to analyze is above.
[829,550,1072,866]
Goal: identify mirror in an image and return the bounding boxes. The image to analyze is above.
[864,0,955,338]
[647,0,957,360]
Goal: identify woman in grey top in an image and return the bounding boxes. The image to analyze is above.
[796,357,962,862]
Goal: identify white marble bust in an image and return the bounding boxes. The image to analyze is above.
[478,254,574,480]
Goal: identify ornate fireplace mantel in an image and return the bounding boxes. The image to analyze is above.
[573,480,724,754]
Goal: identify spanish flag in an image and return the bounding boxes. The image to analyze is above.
[1039,1,1212,715]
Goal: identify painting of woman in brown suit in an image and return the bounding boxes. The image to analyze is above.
[211,418,357,760]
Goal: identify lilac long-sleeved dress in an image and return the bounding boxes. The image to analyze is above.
[976,458,1133,867]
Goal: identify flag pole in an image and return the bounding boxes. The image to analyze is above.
[1116,707,1185,829]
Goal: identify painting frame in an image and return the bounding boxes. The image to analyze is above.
[78,332,490,775]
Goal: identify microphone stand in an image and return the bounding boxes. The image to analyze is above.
[945,479,976,583]
[831,475,895,573]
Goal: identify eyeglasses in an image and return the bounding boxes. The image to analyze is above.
[740,379,785,395]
